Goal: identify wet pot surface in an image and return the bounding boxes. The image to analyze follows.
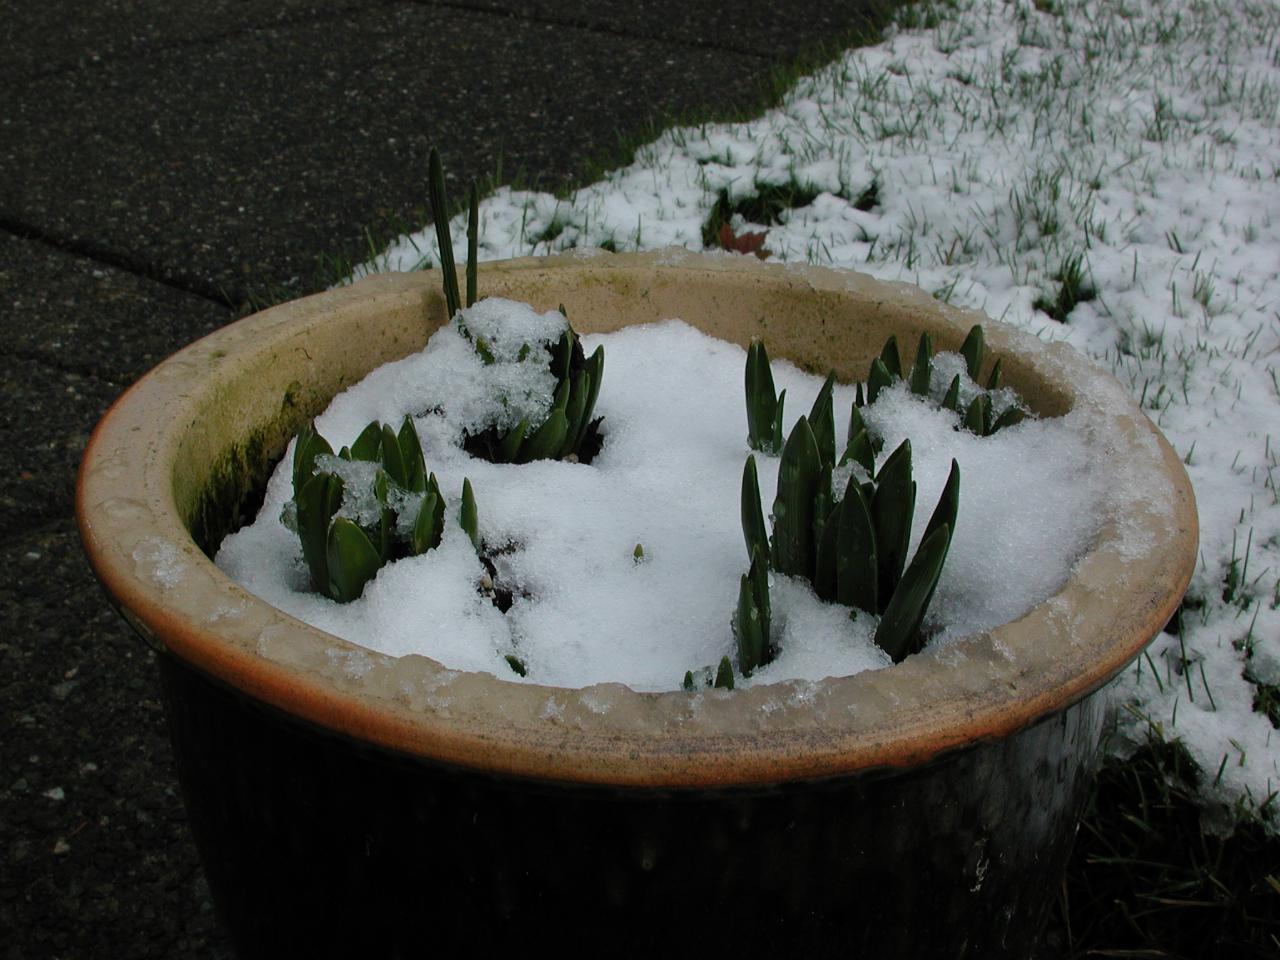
[164,651,1101,959]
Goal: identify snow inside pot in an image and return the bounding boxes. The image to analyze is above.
[77,250,1196,959]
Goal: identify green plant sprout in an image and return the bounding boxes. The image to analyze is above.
[861,324,1025,436]
[429,147,606,464]
[286,415,477,603]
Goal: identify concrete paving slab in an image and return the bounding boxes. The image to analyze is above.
[3,0,371,82]
[0,519,233,959]
[2,4,773,304]
[464,0,887,58]
[0,232,232,384]
[0,359,120,538]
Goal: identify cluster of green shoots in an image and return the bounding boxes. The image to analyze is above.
[687,324,1021,691]
[429,148,605,466]
[284,148,605,609]
[288,416,478,603]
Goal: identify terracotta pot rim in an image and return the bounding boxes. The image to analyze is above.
[76,249,1197,788]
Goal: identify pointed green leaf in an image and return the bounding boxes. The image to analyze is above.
[840,429,876,478]
[326,517,382,603]
[498,418,529,463]
[380,424,407,488]
[349,421,383,462]
[771,388,786,454]
[410,492,441,555]
[505,655,527,677]
[714,656,735,690]
[397,416,427,493]
[986,357,1003,391]
[460,478,479,549]
[372,470,395,562]
[964,394,991,436]
[846,402,868,448]
[835,473,878,614]
[426,472,445,535]
[910,333,933,396]
[870,439,915,611]
[296,472,343,598]
[559,369,590,458]
[574,344,605,451]
[811,462,834,574]
[466,181,479,308]
[553,330,573,382]
[808,372,837,469]
[921,459,960,552]
[291,423,333,500]
[813,498,842,602]
[683,670,696,692]
[867,357,894,406]
[337,446,351,461]
[991,405,1025,433]
[741,456,769,563]
[520,409,568,462]
[855,382,865,408]
[960,325,985,381]
[429,147,461,319]
[770,416,821,579]
[745,340,778,452]
[879,335,902,379]
[749,544,771,647]
[942,375,961,413]
[874,523,951,663]
[734,572,765,677]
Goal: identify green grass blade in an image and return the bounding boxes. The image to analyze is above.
[835,473,878,614]
[960,324,985,381]
[870,439,915,611]
[466,181,479,308]
[874,523,951,663]
[771,416,821,578]
[326,517,383,603]
[428,147,461,319]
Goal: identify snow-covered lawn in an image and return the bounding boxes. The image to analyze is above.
[356,0,1280,828]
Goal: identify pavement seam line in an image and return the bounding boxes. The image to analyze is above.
[0,221,239,310]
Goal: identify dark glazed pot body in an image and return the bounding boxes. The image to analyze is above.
[163,651,1102,959]
[77,253,1197,960]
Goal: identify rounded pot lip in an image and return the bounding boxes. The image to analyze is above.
[77,249,1197,789]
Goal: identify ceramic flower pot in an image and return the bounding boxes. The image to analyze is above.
[77,250,1196,959]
